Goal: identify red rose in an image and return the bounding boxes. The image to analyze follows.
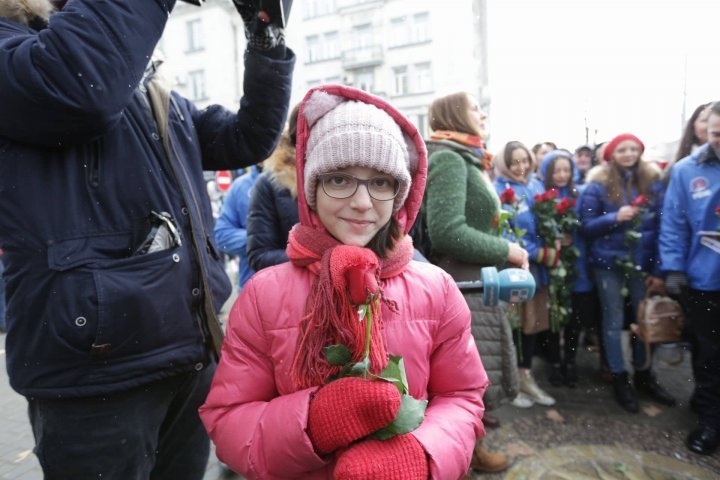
[556,200,569,215]
[630,195,648,207]
[534,193,545,203]
[567,198,576,208]
[331,246,380,305]
[546,189,559,200]
[715,205,720,216]
[499,188,516,204]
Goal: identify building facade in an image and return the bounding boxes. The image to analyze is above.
[161,0,489,139]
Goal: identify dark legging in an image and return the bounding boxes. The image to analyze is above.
[514,329,537,369]
[544,291,601,365]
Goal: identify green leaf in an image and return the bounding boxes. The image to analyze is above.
[379,355,409,394]
[324,344,352,366]
[368,394,428,440]
[349,358,370,374]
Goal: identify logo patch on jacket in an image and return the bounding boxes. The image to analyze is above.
[690,176,711,199]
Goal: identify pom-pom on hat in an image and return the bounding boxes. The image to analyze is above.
[603,133,644,162]
[303,91,411,213]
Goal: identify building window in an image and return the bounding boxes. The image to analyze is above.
[414,113,428,139]
[414,62,433,93]
[306,35,321,63]
[304,0,336,19]
[306,32,340,63]
[389,12,430,47]
[392,63,433,96]
[393,66,408,95]
[411,12,430,43]
[188,70,207,101]
[352,23,373,49]
[324,31,340,60]
[186,19,204,53]
[326,75,342,84]
[355,68,374,92]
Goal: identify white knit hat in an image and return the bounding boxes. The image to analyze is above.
[303,92,411,212]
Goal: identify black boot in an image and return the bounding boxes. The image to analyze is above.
[564,362,578,388]
[634,369,677,406]
[612,372,639,413]
[549,363,564,387]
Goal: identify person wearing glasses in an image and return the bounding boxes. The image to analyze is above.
[200,85,487,479]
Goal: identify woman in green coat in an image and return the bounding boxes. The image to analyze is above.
[422,92,529,474]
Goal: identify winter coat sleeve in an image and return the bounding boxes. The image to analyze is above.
[659,169,690,273]
[412,274,487,480]
[199,279,327,479]
[426,152,509,265]
[0,0,175,147]
[579,183,622,239]
[213,180,249,256]
[193,49,295,171]
[247,175,290,271]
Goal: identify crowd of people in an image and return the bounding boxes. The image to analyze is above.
[0,1,718,479]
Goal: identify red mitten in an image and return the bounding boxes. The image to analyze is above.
[334,434,429,480]
[308,377,401,455]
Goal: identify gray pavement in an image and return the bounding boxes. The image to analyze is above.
[1,331,718,479]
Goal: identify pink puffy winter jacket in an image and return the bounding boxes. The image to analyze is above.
[199,84,489,479]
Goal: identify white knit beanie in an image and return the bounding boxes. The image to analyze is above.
[304,93,411,213]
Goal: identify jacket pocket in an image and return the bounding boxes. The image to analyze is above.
[47,232,196,362]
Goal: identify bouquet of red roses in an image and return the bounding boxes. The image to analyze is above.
[495,187,527,331]
[531,189,577,331]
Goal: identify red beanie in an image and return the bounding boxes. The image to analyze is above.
[603,133,644,161]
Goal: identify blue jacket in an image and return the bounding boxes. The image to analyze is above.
[213,166,262,290]
[0,0,294,397]
[493,176,548,286]
[659,145,720,290]
[579,167,663,275]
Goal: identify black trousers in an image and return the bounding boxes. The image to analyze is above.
[685,289,720,428]
[28,363,216,480]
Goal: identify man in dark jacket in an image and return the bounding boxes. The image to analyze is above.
[0,0,294,478]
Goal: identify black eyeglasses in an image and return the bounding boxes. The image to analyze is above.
[318,173,400,201]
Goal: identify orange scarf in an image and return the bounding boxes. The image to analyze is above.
[431,130,493,170]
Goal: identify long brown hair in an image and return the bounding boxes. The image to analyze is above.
[675,102,711,161]
[428,92,481,137]
[596,159,660,206]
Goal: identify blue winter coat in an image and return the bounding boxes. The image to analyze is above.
[659,145,720,290]
[213,166,262,290]
[579,166,663,276]
[0,0,294,397]
[493,176,549,286]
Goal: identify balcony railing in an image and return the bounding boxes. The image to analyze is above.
[342,45,384,69]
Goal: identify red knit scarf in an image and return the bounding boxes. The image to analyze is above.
[431,130,494,171]
[287,224,414,389]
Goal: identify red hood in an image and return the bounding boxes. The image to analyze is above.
[295,84,427,235]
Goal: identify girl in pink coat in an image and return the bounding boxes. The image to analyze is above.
[199,84,488,479]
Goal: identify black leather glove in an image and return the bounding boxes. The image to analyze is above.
[665,271,688,296]
[232,0,285,52]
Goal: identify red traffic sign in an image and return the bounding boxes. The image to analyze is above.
[215,170,233,192]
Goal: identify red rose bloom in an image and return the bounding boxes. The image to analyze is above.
[500,188,516,204]
[546,189,559,200]
[630,195,648,207]
[715,205,720,216]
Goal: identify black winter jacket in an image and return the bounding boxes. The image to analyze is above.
[247,141,299,271]
[0,0,294,397]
